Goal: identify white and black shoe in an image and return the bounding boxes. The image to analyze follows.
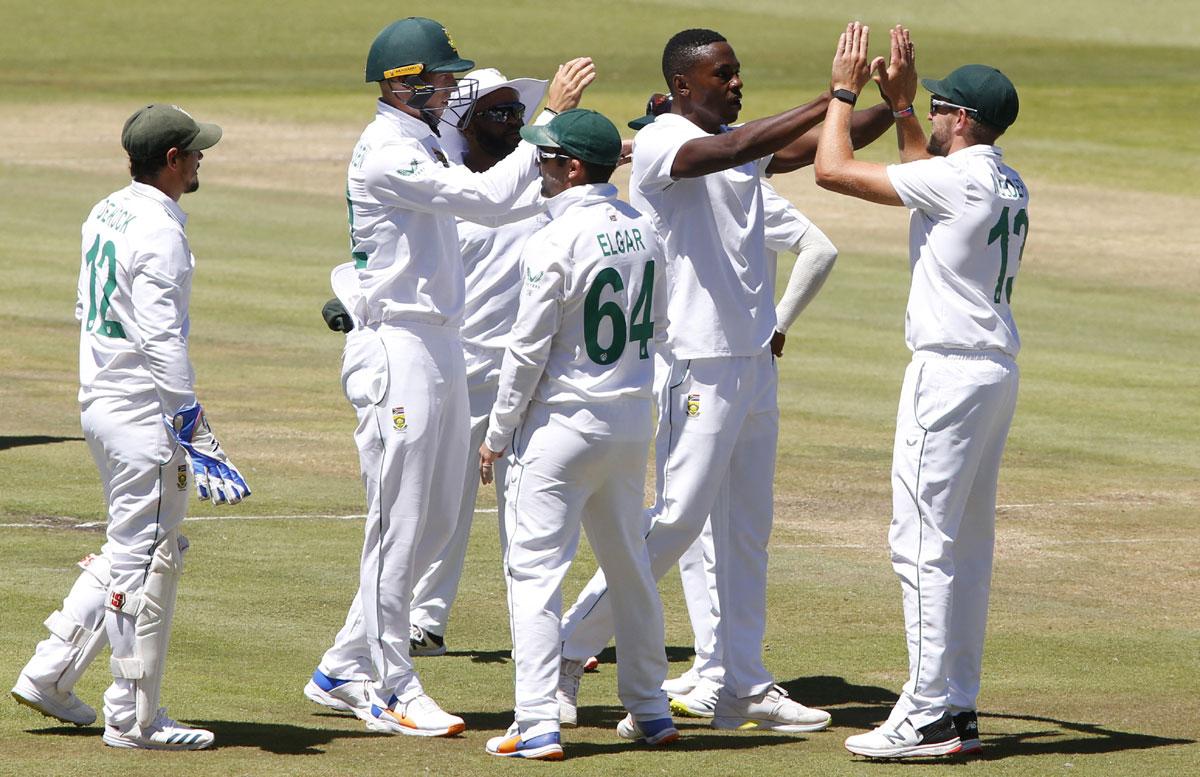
[409,624,447,657]
[102,708,214,750]
[661,668,700,699]
[303,669,364,714]
[844,712,962,759]
[954,710,982,754]
[669,677,720,718]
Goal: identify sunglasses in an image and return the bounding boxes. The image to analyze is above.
[930,96,978,116]
[477,102,526,123]
[536,147,571,163]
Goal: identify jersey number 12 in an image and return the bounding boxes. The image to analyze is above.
[84,235,127,339]
[583,260,655,365]
[989,206,1028,304]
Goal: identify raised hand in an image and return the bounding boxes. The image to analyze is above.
[546,57,597,113]
[831,21,877,95]
[873,25,917,110]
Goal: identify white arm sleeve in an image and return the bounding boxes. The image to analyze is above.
[130,228,197,414]
[774,222,838,334]
[485,231,565,452]
[364,138,541,221]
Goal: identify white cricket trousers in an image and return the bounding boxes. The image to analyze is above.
[409,376,509,635]
[560,353,778,698]
[318,324,470,698]
[505,400,669,730]
[81,393,188,728]
[887,349,1018,729]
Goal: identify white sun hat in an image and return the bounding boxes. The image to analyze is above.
[441,68,548,163]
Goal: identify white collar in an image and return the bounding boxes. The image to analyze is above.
[545,182,617,219]
[128,180,187,226]
[375,99,436,140]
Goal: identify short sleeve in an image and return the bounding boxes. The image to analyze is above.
[887,157,967,221]
[633,119,706,194]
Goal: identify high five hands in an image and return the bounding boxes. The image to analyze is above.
[831,22,917,111]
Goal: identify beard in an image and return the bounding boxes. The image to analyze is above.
[476,128,521,161]
[926,126,949,157]
[186,178,200,193]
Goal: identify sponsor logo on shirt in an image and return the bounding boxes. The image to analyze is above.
[392,406,407,432]
[396,159,423,177]
[686,393,701,417]
[109,591,126,610]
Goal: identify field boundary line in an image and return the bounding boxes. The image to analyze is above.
[0,508,500,530]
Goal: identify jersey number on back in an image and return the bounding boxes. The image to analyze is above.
[583,260,655,365]
[988,206,1029,304]
[84,235,127,339]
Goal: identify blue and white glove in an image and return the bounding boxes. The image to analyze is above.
[165,403,251,506]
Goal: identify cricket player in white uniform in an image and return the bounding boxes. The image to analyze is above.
[407,69,551,657]
[480,109,674,760]
[663,181,841,717]
[814,24,1026,758]
[11,104,250,751]
[556,28,892,732]
[303,17,595,737]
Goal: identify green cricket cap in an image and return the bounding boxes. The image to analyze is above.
[121,104,222,160]
[365,17,474,82]
[922,64,1019,131]
[520,109,622,165]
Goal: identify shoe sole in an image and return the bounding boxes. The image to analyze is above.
[410,645,448,657]
[102,731,213,750]
[845,739,963,758]
[361,709,466,737]
[11,688,95,727]
[487,744,565,760]
[302,681,355,714]
[617,721,680,746]
[712,715,831,733]
[669,697,715,718]
[959,739,983,755]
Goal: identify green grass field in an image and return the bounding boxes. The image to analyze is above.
[1,2,1197,775]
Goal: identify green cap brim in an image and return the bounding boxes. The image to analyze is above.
[920,77,948,96]
[627,114,654,130]
[427,57,475,73]
[184,122,223,151]
[519,124,559,148]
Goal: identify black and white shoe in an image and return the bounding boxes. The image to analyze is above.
[844,712,962,759]
[953,710,982,754]
[409,624,446,657]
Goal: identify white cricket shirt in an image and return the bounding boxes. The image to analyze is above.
[486,184,667,452]
[630,112,775,359]
[458,212,549,383]
[887,145,1029,357]
[347,101,542,330]
[76,182,196,413]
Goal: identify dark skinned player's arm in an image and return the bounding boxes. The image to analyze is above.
[669,93,831,179]
[767,103,894,173]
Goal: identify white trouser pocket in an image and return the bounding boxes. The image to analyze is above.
[341,328,389,408]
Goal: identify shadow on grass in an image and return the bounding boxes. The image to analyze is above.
[976,711,1194,761]
[0,435,84,451]
[192,719,379,754]
[566,731,803,759]
[442,648,511,664]
[780,675,1197,762]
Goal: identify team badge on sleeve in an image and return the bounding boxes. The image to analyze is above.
[392,406,407,432]
[686,393,701,417]
[109,591,126,610]
[177,464,188,491]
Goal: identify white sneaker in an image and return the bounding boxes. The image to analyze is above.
[712,684,831,733]
[669,677,720,718]
[486,722,564,760]
[102,708,214,750]
[409,624,447,657]
[844,713,962,758]
[616,713,680,746]
[364,690,465,737]
[661,668,700,699]
[303,669,363,714]
[12,674,96,727]
[556,658,585,728]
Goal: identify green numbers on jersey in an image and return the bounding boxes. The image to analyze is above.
[583,260,655,365]
[988,206,1029,304]
[83,235,127,339]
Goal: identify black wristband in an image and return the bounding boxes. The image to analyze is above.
[832,88,858,106]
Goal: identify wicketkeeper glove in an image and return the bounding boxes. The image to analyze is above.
[165,403,251,506]
[322,297,354,333]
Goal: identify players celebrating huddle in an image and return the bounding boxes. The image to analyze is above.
[12,14,1026,763]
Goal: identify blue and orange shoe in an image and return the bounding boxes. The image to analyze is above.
[617,714,680,745]
[486,723,565,760]
[363,691,466,737]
